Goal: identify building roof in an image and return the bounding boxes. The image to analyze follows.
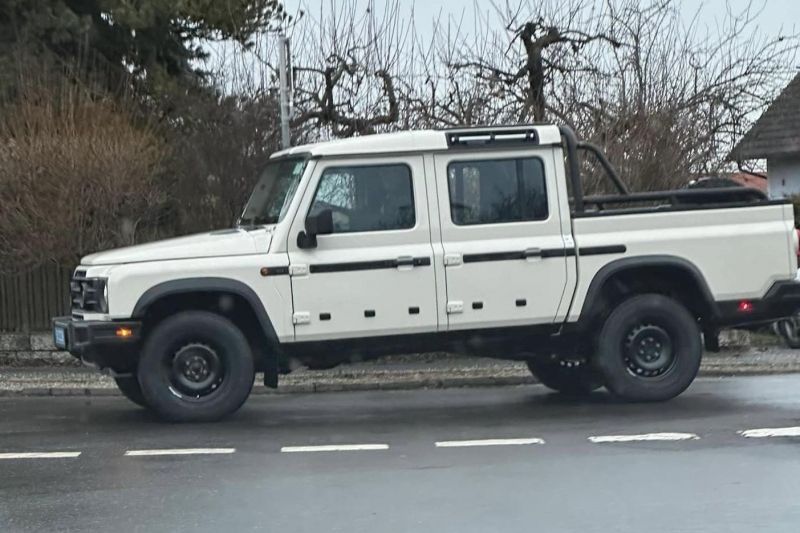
[728,172,768,193]
[271,125,562,159]
[730,73,800,160]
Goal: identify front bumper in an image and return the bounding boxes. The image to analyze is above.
[52,317,142,370]
[716,280,800,327]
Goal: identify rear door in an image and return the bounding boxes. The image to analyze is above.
[287,156,438,341]
[433,149,570,330]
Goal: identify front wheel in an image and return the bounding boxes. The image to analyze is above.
[594,294,702,402]
[526,357,603,395]
[114,376,148,408]
[137,311,255,422]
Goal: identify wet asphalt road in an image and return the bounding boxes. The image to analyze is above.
[1,375,800,533]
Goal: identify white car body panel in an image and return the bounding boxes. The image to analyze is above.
[81,229,272,266]
[98,254,295,342]
[568,203,797,322]
[431,147,572,330]
[285,155,439,341]
[68,125,798,349]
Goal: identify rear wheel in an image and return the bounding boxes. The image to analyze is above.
[114,376,148,408]
[776,312,800,349]
[526,357,603,395]
[137,311,255,422]
[594,294,702,402]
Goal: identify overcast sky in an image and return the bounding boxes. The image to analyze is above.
[281,0,800,48]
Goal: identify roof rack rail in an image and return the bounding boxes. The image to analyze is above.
[445,126,540,148]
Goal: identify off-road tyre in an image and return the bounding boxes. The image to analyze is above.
[526,357,603,395]
[137,311,255,422]
[114,376,148,408]
[594,294,702,402]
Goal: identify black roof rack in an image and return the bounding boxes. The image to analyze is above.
[445,126,540,148]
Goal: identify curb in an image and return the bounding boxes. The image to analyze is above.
[2,365,800,398]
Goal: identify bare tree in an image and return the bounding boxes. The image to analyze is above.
[232,0,796,194]
[406,0,797,191]
[288,0,413,138]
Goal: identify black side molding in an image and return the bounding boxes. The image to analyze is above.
[310,257,431,274]
[463,251,530,263]
[462,246,626,263]
[579,245,628,256]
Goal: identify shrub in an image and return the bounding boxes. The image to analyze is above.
[158,89,282,234]
[0,67,167,272]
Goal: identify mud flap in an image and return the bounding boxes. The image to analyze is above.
[262,350,280,388]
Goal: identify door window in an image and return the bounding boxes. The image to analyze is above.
[447,158,548,225]
[309,164,415,233]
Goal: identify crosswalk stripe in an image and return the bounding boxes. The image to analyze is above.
[281,444,389,453]
[0,452,81,459]
[588,432,700,443]
[435,438,545,448]
[739,427,800,438]
[124,448,236,456]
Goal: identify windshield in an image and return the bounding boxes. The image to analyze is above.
[239,157,308,226]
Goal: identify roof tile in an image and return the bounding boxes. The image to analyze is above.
[730,73,800,159]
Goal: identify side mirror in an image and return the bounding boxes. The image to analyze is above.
[297,209,334,249]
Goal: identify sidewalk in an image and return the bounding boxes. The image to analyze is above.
[2,347,800,397]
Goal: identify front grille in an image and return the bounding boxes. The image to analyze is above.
[70,275,107,313]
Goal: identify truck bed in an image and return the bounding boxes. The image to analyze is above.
[567,199,797,322]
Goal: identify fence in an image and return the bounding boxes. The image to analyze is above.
[0,264,74,332]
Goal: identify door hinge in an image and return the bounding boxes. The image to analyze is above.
[292,312,311,325]
[446,301,464,314]
[444,254,463,267]
[289,264,309,277]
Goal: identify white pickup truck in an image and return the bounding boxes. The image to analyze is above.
[53,125,800,421]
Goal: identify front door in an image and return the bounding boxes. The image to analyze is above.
[287,156,438,341]
[433,150,570,331]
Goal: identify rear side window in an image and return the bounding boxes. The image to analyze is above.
[308,164,415,233]
[447,158,548,225]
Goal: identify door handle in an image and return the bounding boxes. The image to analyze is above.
[523,248,542,258]
[395,256,415,268]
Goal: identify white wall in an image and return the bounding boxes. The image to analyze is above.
[768,156,800,198]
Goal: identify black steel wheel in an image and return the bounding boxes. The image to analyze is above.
[623,323,676,378]
[169,343,225,399]
[137,311,255,422]
[594,294,702,402]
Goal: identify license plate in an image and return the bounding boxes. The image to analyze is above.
[53,327,67,349]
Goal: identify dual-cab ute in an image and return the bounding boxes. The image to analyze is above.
[53,125,800,421]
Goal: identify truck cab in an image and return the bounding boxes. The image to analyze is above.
[53,125,800,421]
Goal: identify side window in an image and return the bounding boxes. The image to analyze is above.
[447,158,548,225]
[308,164,415,233]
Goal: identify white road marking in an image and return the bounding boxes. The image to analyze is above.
[124,448,236,457]
[588,432,700,443]
[739,427,800,439]
[435,438,545,448]
[280,444,389,453]
[0,452,81,460]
